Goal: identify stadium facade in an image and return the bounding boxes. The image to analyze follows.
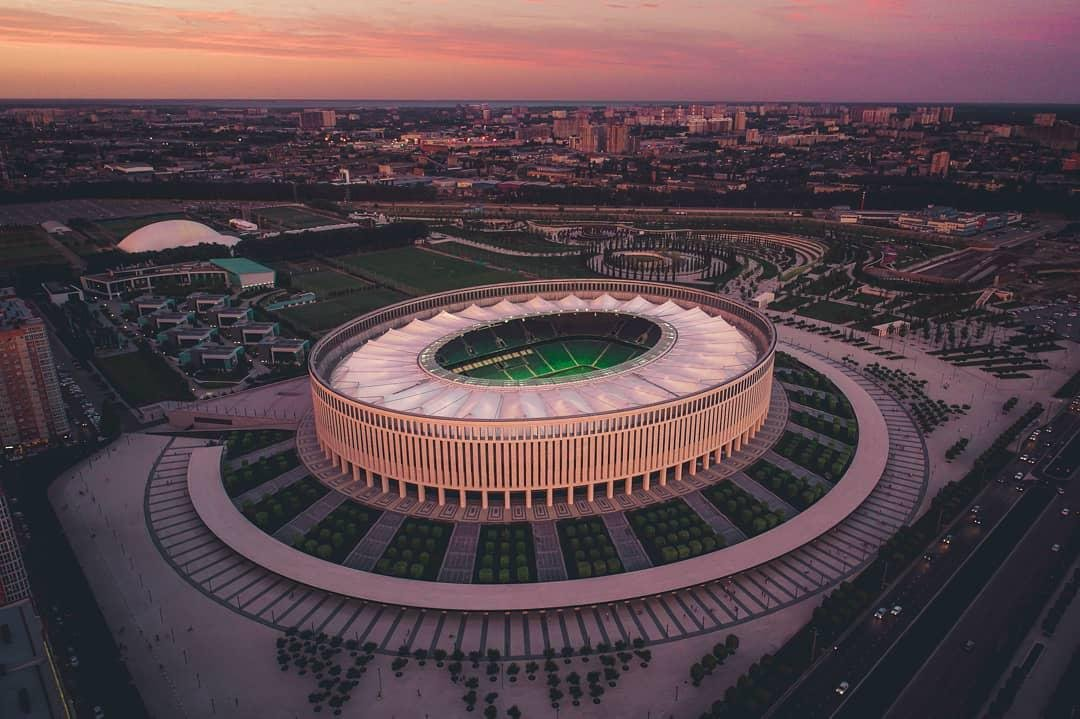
[310,280,775,509]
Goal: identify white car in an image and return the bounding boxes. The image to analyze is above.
[1014,472,1025,481]
[890,605,903,616]
[1061,508,1071,517]
[836,681,850,695]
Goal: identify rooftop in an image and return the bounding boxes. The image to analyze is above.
[329,293,759,420]
[209,257,274,275]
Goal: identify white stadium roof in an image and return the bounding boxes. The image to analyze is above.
[328,294,759,420]
[117,219,240,253]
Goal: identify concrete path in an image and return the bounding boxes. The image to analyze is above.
[725,471,799,518]
[231,465,308,508]
[273,491,347,545]
[682,490,747,545]
[343,511,405,571]
[531,522,569,582]
[600,512,652,572]
[762,450,832,489]
[225,438,295,471]
[786,422,853,452]
[437,523,481,583]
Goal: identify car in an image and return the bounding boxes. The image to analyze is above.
[891,605,903,616]
[922,552,934,563]
[836,681,850,695]
[942,534,953,545]
[1020,454,1030,463]
[963,640,976,652]
[1058,487,1067,495]
[1045,426,1053,434]
[1015,484,1026,493]
[971,505,981,514]
[1051,544,1061,552]
[1063,508,1073,517]
[972,516,983,526]
[874,607,887,620]
[1014,472,1025,481]
[1026,456,1037,464]
[93,707,105,719]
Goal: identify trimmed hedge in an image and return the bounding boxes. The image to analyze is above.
[374,518,453,581]
[556,518,624,578]
[474,523,537,584]
[627,498,724,565]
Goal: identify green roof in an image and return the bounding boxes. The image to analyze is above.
[210,257,274,275]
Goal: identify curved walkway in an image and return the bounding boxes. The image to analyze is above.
[145,343,926,657]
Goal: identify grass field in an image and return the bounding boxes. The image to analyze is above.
[434,242,593,278]
[95,351,193,405]
[95,213,189,240]
[0,227,68,266]
[289,268,371,295]
[252,205,340,230]
[341,247,525,293]
[796,300,872,325]
[276,289,408,333]
[434,227,573,253]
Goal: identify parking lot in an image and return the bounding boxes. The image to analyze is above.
[1011,302,1080,343]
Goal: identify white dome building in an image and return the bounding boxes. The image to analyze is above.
[117,220,239,253]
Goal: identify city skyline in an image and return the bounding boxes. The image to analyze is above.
[2,0,1079,102]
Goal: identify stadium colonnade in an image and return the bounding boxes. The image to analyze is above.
[309,280,776,509]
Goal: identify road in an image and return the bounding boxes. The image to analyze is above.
[769,408,1078,719]
[884,482,1076,719]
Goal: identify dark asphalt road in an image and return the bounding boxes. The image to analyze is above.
[770,408,1078,719]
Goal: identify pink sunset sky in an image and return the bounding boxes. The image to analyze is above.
[1,0,1078,100]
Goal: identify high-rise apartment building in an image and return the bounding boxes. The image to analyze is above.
[930,150,951,177]
[0,490,30,604]
[734,110,747,132]
[1034,113,1057,127]
[298,109,336,130]
[0,290,69,449]
[605,123,637,154]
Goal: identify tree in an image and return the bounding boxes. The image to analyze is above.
[725,634,740,652]
[99,399,123,439]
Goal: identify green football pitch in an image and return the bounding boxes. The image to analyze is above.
[457,339,642,381]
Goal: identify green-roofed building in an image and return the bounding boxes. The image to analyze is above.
[209,258,276,290]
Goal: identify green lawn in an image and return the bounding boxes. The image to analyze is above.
[341,247,525,293]
[796,300,872,325]
[0,227,67,265]
[434,242,594,278]
[289,268,370,295]
[253,205,341,230]
[94,350,194,405]
[276,288,408,333]
[95,213,190,240]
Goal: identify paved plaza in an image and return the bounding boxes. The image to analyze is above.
[48,331,951,717]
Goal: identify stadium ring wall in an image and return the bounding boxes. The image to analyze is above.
[309,280,776,510]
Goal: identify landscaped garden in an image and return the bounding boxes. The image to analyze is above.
[223,448,300,498]
[784,387,855,420]
[223,428,294,459]
[473,524,537,584]
[556,518,624,579]
[772,431,851,483]
[240,476,328,534]
[340,247,525,294]
[626,498,724,565]
[294,501,382,563]
[702,482,785,536]
[744,460,828,511]
[788,409,858,445]
[373,518,453,580]
[796,300,873,325]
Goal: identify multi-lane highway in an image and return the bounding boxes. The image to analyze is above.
[770,405,1079,719]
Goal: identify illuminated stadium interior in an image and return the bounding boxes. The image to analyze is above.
[432,311,664,382]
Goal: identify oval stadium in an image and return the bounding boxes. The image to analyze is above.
[309,280,776,510]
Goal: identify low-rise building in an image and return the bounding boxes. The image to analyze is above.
[256,336,310,366]
[179,343,245,371]
[159,326,217,351]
